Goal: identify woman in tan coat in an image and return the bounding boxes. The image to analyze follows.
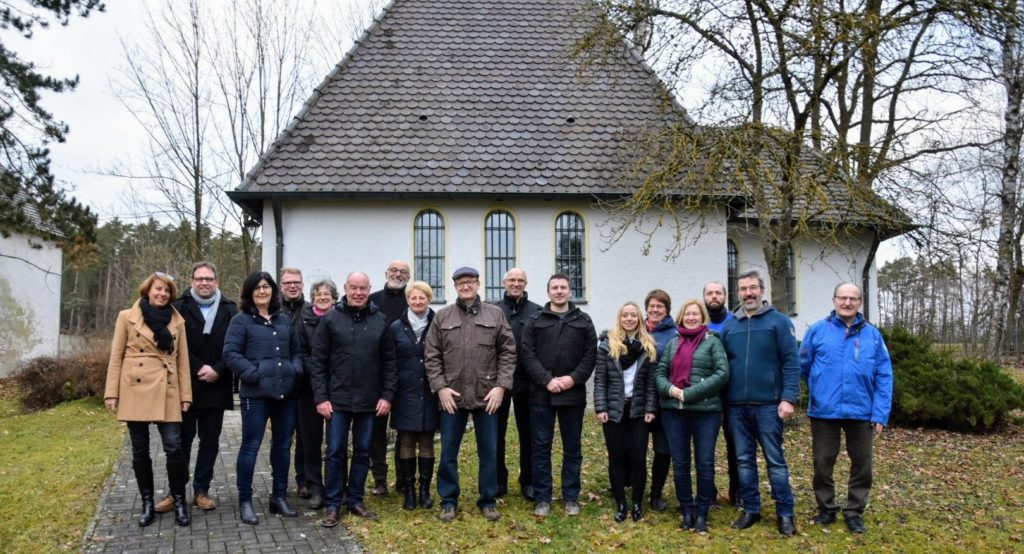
[104,272,193,527]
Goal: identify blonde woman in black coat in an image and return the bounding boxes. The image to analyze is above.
[593,301,658,522]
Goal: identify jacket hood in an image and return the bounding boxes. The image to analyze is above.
[734,301,774,321]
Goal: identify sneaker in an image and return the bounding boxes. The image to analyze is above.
[481,505,501,521]
[193,493,217,511]
[564,500,581,516]
[439,505,457,522]
[155,494,175,513]
[845,515,866,534]
[534,501,551,517]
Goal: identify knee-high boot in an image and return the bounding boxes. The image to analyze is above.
[133,461,156,527]
[418,457,434,509]
[399,458,417,510]
[167,461,191,526]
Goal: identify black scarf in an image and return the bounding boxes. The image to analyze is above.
[618,338,643,370]
[140,297,175,354]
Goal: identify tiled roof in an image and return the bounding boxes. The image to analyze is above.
[232,0,686,204]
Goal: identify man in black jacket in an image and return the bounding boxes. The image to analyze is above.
[309,272,397,527]
[279,267,310,498]
[169,261,237,512]
[367,259,410,495]
[492,267,541,500]
[521,273,597,517]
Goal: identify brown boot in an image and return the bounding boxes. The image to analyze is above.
[155,494,175,513]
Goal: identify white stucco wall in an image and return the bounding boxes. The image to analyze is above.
[0,231,62,376]
[730,227,879,336]
[260,198,729,333]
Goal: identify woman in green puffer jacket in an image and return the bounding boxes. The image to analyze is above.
[653,299,729,533]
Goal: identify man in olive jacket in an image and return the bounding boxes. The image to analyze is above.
[521,273,597,517]
[171,261,237,512]
[309,272,397,526]
[425,266,516,523]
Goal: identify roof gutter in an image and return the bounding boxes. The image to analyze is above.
[861,231,880,322]
[273,200,284,279]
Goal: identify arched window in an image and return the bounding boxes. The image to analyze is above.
[485,210,515,301]
[414,210,445,301]
[727,239,739,311]
[555,211,585,300]
[786,245,797,314]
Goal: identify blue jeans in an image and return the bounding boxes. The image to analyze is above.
[726,404,795,516]
[437,408,498,509]
[661,409,720,516]
[236,397,296,503]
[323,410,374,509]
[530,404,585,503]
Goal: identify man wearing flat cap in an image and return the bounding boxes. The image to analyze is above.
[425,266,517,522]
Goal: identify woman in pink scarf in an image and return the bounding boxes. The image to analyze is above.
[653,299,729,533]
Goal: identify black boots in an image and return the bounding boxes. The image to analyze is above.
[133,461,156,527]
[614,503,628,523]
[239,501,259,525]
[166,461,191,527]
[269,496,298,517]
[418,457,435,509]
[649,453,670,512]
[399,459,417,510]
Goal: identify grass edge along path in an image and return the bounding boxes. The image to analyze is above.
[0,397,123,553]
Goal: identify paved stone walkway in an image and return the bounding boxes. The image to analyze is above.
[81,408,362,553]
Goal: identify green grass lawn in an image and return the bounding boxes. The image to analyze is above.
[353,415,1024,553]
[0,397,123,553]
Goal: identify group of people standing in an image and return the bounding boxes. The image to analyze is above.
[103,261,893,536]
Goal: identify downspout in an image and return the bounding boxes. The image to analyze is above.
[861,231,881,322]
[273,200,284,279]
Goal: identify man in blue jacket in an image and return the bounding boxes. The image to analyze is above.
[800,283,893,535]
[719,270,800,536]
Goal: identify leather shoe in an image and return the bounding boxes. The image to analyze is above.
[297,484,311,499]
[321,507,339,528]
[731,511,761,529]
[239,501,258,525]
[269,496,298,517]
[308,491,324,510]
[681,512,695,530]
[371,482,387,496]
[845,515,866,534]
[693,514,708,533]
[777,515,797,536]
[155,494,174,513]
[193,493,217,511]
[812,511,837,526]
[650,495,668,512]
[614,503,628,523]
[349,503,378,519]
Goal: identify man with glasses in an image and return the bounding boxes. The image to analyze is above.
[368,260,411,495]
[170,261,238,512]
[800,283,893,535]
[425,266,516,522]
[719,270,800,536]
[278,267,311,498]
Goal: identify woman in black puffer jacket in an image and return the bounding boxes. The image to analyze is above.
[223,271,302,525]
[389,281,439,510]
[594,301,658,523]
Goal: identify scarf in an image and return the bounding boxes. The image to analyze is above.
[140,297,175,354]
[312,304,329,317]
[189,287,221,334]
[645,318,658,333]
[408,308,429,340]
[617,337,643,370]
[670,325,707,388]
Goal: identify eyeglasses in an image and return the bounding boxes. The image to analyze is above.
[387,268,410,275]
[281,280,303,287]
[192,276,216,283]
[834,296,862,303]
[738,285,761,293]
[154,271,175,282]
[455,279,479,288]
[254,284,273,292]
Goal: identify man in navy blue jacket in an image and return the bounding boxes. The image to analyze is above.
[719,270,800,536]
[800,283,893,535]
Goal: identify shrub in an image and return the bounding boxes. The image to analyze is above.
[13,349,108,412]
[882,327,1024,433]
